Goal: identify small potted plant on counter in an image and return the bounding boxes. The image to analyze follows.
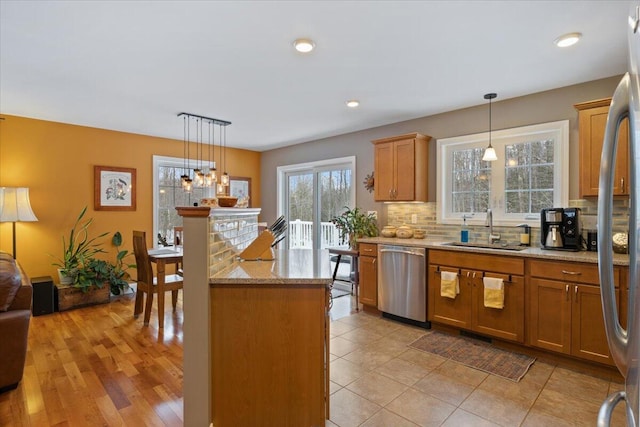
[331,206,378,250]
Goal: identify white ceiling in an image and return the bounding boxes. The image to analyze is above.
[0,1,634,151]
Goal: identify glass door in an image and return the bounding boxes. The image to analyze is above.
[286,171,314,248]
[281,158,355,250]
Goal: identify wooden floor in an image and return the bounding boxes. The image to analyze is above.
[0,292,184,427]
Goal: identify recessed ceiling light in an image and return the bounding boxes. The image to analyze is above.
[346,100,360,108]
[554,32,582,47]
[293,38,315,53]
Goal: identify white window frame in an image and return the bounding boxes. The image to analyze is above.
[436,120,569,227]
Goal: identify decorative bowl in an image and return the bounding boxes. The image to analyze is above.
[613,232,628,254]
[217,196,238,208]
[396,225,414,239]
[413,230,426,239]
[381,226,397,238]
[200,198,218,207]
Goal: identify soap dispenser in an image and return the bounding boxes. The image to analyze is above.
[461,216,469,243]
[517,224,531,246]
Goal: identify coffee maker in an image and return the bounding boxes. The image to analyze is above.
[540,207,581,251]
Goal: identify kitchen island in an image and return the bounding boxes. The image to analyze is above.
[210,250,332,427]
[177,206,332,427]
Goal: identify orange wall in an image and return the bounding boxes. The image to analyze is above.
[0,115,261,278]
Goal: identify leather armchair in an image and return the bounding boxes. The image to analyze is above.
[0,252,32,393]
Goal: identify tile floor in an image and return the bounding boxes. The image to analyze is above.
[326,294,628,427]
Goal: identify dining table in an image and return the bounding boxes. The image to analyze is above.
[144,246,184,329]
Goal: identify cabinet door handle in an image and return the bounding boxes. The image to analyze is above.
[561,270,582,276]
[565,284,569,300]
[372,258,376,266]
[575,285,578,302]
[389,189,393,199]
[621,177,625,193]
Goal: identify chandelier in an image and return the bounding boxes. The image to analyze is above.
[177,112,231,193]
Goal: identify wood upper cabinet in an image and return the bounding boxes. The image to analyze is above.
[372,133,431,201]
[428,250,525,343]
[528,259,619,366]
[575,98,630,197]
[358,243,377,307]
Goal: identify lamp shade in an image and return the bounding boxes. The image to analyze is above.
[482,146,498,162]
[0,187,38,222]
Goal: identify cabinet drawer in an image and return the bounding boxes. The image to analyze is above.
[529,259,619,286]
[359,243,377,257]
[429,250,524,275]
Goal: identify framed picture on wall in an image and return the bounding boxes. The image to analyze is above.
[94,165,137,211]
[228,176,251,207]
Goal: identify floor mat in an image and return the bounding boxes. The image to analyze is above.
[409,330,535,382]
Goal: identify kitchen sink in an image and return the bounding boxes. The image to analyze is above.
[442,241,528,251]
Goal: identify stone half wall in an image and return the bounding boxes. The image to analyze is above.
[208,210,260,276]
[385,199,629,246]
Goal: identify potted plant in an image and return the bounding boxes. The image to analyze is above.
[51,206,108,286]
[108,231,136,295]
[331,206,378,249]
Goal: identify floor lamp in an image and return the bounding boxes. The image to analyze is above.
[0,187,38,259]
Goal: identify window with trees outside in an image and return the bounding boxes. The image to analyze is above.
[153,155,212,246]
[436,120,569,227]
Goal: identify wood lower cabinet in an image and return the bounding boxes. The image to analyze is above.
[372,133,431,201]
[428,250,525,343]
[358,243,377,307]
[528,259,619,366]
[210,283,329,426]
[575,98,630,197]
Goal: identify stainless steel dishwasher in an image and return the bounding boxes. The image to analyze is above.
[377,244,428,326]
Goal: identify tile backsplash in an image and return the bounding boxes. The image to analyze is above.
[385,199,629,247]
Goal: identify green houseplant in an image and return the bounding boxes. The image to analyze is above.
[108,231,136,295]
[331,206,378,249]
[51,206,108,287]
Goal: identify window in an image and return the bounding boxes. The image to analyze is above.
[153,155,213,246]
[437,120,569,227]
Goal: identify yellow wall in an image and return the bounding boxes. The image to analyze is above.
[0,115,261,278]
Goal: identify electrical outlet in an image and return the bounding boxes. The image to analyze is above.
[411,214,418,224]
[367,210,377,219]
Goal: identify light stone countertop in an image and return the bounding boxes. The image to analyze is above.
[358,237,631,267]
[210,249,334,285]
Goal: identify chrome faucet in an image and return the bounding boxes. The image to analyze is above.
[486,208,501,244]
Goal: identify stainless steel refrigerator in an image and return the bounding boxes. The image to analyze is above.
[598,4,640,426]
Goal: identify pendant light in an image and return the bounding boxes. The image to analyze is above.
[482,93,498,162]
[221,124,230,187]
[178,112,231,194]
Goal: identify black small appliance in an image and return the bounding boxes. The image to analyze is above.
[540,207,581,251]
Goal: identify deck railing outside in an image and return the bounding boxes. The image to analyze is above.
[288,219,344,248]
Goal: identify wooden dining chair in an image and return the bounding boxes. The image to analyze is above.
[173,226,184,276]
[132,231,184,327]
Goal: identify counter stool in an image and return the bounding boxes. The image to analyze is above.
[328,247,359,312]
